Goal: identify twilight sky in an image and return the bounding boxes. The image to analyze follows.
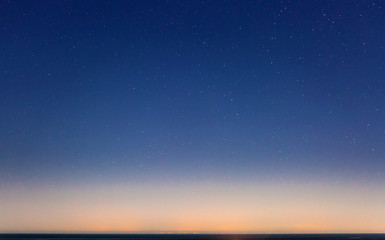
[1,0,385,233]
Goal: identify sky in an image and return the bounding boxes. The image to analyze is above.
[1,0,385,233]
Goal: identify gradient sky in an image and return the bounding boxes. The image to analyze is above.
[1,0,385,233]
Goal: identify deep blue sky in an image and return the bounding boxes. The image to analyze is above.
[0,1,385,183]
[1,0,385,206]
[2,0,385,233]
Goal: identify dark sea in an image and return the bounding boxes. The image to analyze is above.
[1,234,385,240]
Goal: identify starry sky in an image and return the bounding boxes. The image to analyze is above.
[1,0,385,233]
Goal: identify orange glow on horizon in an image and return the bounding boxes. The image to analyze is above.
[1,181,385,233]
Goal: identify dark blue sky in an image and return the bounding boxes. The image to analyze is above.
[1,0,385,189]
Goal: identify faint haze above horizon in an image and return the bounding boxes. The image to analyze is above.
[1,0,385,233]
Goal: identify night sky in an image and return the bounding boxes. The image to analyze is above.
[1,0,385,233]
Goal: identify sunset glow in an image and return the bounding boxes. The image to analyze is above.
[2,180,385,233]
